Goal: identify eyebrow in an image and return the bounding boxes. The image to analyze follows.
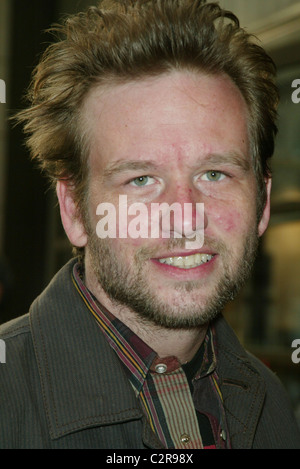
[102,151,251,179]
[198,152,251,172]
[102,160,158,179]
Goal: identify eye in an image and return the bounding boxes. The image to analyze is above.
[201,171,226,182]
[129,176,155,187]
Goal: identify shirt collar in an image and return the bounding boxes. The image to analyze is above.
[72,262,217,392]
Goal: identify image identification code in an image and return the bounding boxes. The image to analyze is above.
[106,453,194,465]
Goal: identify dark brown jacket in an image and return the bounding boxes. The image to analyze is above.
[0,259,299,449]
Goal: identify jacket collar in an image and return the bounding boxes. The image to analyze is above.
[29,259,145,440]
[214,315,266,448]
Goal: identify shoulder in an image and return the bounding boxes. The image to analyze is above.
[213,315,300,448]
[0,313,32,362]
[248,351,300,447]
[0,261,79,447]
[0,258,78,368]
[246,350,295,410]
[0,312,35,378]
[0,313,41,442]
[0,312,30,337]
[214,315,296,411]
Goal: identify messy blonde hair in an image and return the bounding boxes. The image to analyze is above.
[16,0,278,245]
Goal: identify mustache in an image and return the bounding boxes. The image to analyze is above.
[134,236,226,263]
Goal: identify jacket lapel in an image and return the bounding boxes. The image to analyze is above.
[29,260,145,440]
[214,316,266,448]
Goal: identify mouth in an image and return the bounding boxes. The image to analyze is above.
[157,252,215,269]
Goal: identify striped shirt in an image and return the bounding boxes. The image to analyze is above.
[72,263,229,449]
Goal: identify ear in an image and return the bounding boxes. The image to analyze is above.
[258,177,272,237]
[56,180,88,248]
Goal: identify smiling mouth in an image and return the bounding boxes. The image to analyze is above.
[157,253,214,269]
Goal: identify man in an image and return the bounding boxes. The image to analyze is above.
[0,0,299,449]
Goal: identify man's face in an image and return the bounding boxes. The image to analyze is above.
[79,71,270,328]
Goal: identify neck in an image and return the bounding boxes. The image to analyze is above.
[84,260,208,364]
[125,320,208,364]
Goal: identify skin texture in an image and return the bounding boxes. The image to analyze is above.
[57,70,271,362]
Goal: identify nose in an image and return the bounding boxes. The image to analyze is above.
[157,183,208,249]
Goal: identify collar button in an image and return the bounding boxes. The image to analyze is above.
[155,363,167,374]
[180,433,191,444]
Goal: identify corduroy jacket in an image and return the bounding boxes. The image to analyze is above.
[0,259,300,449]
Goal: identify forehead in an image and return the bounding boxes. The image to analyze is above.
[82,70,250,170]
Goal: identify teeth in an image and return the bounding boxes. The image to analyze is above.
[158,253,213,269]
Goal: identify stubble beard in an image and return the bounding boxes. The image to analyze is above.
[85,229,259,330]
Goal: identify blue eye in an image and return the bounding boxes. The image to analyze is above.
[201,171,226,182]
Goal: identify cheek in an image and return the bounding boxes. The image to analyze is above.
[213,210,240,232]
[206,204,247,236]
[204,189,258,237]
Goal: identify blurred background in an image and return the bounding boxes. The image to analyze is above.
[0,0,299,427]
